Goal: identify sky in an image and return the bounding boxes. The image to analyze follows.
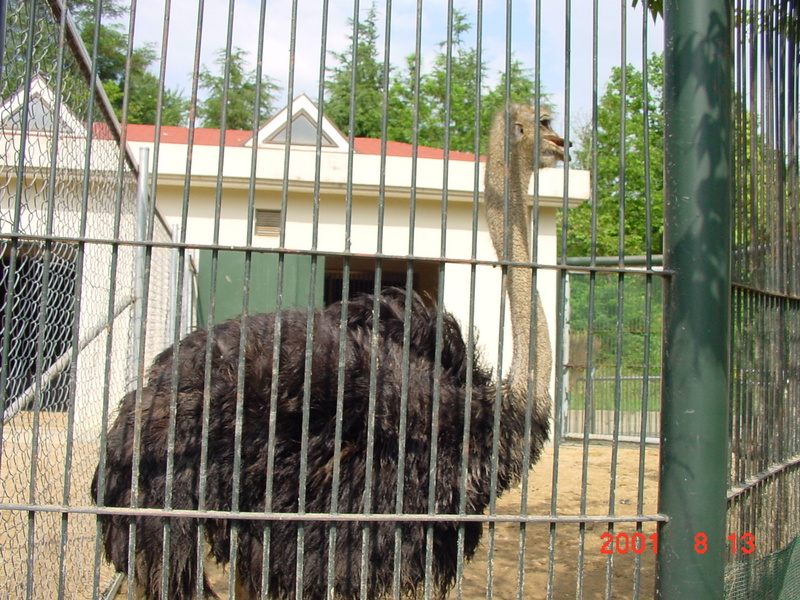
[122,0,664,140]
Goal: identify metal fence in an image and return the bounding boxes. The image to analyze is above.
[0,0,797,599]
[0,0,189,597]
[563,367,661,442]
[724,0,800,595]
[563,269,663,442]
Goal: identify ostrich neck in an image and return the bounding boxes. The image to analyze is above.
[485,152,552,400]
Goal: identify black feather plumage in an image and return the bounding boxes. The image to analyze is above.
[92,287,546,599]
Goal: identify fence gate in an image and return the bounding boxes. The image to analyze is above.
[0,0,798,599]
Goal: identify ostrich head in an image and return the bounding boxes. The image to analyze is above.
[484,104,557,410]
[536,109,568,168]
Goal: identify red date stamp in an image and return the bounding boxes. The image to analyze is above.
[695,533,756,554]
[600,532,659,554]
[599,532,755,555]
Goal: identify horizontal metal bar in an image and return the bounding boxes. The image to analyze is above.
[567,255,664,268]
[0,232,672,277]
[732,281,800,303]
[0,502,669,525]
[562,434,661,446]
[572,376,662,382]
[727,453,800,501]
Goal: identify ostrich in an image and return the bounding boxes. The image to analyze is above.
[91,104,565,600]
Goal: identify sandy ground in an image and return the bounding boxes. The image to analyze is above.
[2,413,659,600]
[456,441,660,599]
[183,442,660,600]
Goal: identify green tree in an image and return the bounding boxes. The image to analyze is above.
[565,56,666,376]
[69,0,127,23]
[76,9,189,125]
[567,272,664,373]
[385,53,432,145]
[415,9,486,153]
[325,7,542,152]
[387,10,542,154]
[568,53,664,258]
[197,47,281,130]
[324,3,385,138]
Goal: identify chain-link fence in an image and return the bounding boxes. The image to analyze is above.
[0,0,186,597]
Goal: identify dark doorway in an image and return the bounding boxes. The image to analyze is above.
[0,243,77,412]
[322,257,440,306]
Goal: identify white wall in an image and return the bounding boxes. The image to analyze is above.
[131,139,590,394]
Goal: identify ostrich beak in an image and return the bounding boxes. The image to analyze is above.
[542,133,571,164]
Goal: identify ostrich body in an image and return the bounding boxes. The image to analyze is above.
[92,105,564,600]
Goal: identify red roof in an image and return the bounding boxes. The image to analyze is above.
[352,137,481,162]
[125,124,252,147]
[125,124,483,162]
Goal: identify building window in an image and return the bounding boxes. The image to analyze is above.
[254,209,281,237]
[266,111,336,147]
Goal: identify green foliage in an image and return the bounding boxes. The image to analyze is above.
[125,71,190,126]
[68,0,127,23]
[631,0,662,20]
[196,48,281,130]
[413,9,485,153]
[565,55,665,384]
[79,22,131,82]
[76,6,189,126]
[324,3,386,138]
[568,53,664,258]
[2,0,188,126]
[399,12,547,154]
[327,7,545,153]
[385,54,432,145]
[568,273,663,369]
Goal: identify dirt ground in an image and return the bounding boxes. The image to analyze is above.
[2,414,658,600]
[183,442,660,600]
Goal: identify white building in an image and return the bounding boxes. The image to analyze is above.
[126,94,591,376]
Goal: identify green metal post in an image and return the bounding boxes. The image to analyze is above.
[657,0,732,599]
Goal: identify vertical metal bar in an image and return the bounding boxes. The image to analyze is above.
[573,0,602,590]
[605,3,629,598]
[0,0,6,80]
[395,2,424,596]
[634,11,655,600]
[452,3,484,598]
[657,0,732,598]
[486,5,515,597]
[171,2,207,597]
[131,148,150,389]
[423,3,455,597]
[516,0,543,595]
[550,0,573,595]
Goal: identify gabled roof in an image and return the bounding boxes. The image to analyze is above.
[0,74,85,136]
[124,94,484,162]
[247,94,350,150]
[124,122,483,163]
